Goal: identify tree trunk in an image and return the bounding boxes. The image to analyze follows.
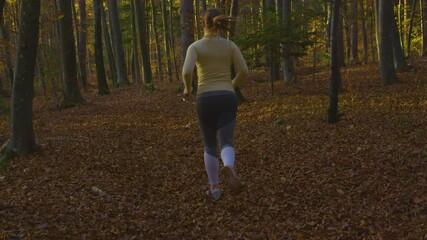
[101,4,117,86]
[228,0,246,104]
[201,0,207,12]
[0,0,13,91]
[328,0,342,124]
[391,13,407,71]
[151,0,163,81]
[406,0,417,57]
[57,0,84,107]
[94,0,110,95]
[350,0,359,64]
[78,0,88,88]
[360,0,369,64]
[180,0,195,90]
[170,0,180,82]
[338,5,346,67]
[343,0,351,65]
[107,0,129,86]
[161,0,173,82]
[0,0,5,94]
[282,0,295,83]
[135,0,153,87]
[379,0,397,84]
[265,0,279,92]
[7,0,41,158]
[423,0,427,56]
[130,0,141,86]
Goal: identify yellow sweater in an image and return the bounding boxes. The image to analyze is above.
[182,34,249,94]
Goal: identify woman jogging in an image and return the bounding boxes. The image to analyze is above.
[182,9,249,200]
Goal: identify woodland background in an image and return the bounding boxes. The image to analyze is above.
[0,0,426,238]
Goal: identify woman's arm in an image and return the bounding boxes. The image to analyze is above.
[231,42,249,88]
[182,45,197,94]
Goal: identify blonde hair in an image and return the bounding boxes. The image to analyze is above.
[202,9,235,32]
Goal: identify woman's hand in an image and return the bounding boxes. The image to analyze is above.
[183,86,193,96]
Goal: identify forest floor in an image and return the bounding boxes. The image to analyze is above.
[0,60,426,239]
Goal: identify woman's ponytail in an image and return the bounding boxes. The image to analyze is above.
[203,9,235,32]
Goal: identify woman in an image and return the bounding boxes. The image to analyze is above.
[182,9,249,200]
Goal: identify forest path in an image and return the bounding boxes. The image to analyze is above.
[0,63,426,238]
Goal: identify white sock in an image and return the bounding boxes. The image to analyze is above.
[221,146,235,168]
[204,152,219,186]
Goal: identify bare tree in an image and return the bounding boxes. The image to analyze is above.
[135,0,153,87]
[107,0,129,86]
[57,0,84,107]
[2,0,41,164]
[328,0,342,123]
[94,0,110,95]
[423,0,427,56]
[78,0,88,88]
[378,0,397,84]
[180,0,195,90]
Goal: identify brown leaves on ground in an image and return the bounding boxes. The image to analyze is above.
[0,61,426,239]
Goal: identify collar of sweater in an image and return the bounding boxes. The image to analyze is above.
[203,30,220,39]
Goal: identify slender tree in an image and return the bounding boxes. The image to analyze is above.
[101,3,117,86]
[3,0,41,163]
[378,0,397,84]
[161,0,173,82]
[57,0,84,107]
[180,0,195,90]
[135,0,153,87]
[360,0,369,64]
[107,0,129,86]
[350,0,359,64]
[282,0,296,83]
[78,0,88,88]
[94,0,110,95]
[390,13,407,71]
[328,0,342,124]
[423,0,427,56]
[0,0,13,90]
[130,0,141,86]
[151,0,163,80]
[406,0,417,57]
[0,0,5,94]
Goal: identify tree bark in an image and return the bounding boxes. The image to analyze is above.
[57,0,84,107]
[101,4,117,86]
[94,0,110,95]
[107,0,129,86]
[0,0,13,91]
[406,0,417,57]
[180,0,195,90]
[161,0,173,82]
[282,0,295,83]
[379,0,397,84]
[350,0,359,64]
[135,0,153,87]
[391,13,407,71]
[423,0,427,56]
[328,0,342,124]
[151,0,163,81]
[360,0,369,64]
[78,0,88,88]
[7,0,41,157]
[130,0,141,86]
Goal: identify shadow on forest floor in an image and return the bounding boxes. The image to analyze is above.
[0,60,426,239]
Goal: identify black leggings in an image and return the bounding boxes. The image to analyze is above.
[196,92,237,157]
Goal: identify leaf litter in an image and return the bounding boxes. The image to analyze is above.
[0,62,426,239]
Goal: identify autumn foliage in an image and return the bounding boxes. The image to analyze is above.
[0,61,426,238]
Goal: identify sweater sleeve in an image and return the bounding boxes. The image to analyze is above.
[231,42,249,88]
[182,44,197,90]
